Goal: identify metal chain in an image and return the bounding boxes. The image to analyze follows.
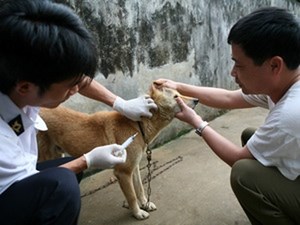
[142,155,183,184]
[80,177,118,198]
[81,154,183,198]
[145,146,152,206]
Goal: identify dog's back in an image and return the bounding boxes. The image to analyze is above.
[38,107,139,159]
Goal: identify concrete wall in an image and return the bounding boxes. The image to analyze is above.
[58,0,300,147]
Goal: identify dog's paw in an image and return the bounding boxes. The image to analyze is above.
[133,209,150,220]
[141,202,157,212]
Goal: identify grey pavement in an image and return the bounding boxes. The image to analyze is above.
[78,107,268,225]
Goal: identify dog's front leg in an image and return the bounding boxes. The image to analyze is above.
[132,166,157,212]
[114,169,150,220]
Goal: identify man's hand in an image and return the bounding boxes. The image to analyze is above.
[113,95,157,121]
[83,144,127,169]
[175,97,203,129]
[154,79,178,89]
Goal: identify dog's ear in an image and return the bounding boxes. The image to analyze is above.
[148,81,163,97]
[152,81,164,90]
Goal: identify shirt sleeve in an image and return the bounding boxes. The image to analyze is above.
[0,133,38,194]
[242,93,270,109]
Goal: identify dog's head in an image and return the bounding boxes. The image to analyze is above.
[148,81,198,119]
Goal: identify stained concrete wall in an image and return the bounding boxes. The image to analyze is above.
[59,0,300,147]
[2,0,298,146]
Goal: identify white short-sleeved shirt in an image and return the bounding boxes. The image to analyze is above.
[0,92,47,194]
[242,80,300,180]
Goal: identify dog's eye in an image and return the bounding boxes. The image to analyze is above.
[174,95,178,99]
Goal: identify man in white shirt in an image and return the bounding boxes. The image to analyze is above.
[156,7,300,225]
[0,0,156,224]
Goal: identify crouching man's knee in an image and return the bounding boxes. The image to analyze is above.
[230,159,258,194]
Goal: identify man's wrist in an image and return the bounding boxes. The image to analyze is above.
[112,96,125,113]
[195,121,209,136]
[83,154,91,168]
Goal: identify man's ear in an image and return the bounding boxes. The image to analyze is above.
[15,81,35,96]
[269,56,283,74]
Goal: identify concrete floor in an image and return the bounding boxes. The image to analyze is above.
[78,107,268,225]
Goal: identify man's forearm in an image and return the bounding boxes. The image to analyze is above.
[79,78,117,107]
[60,156,88,174]
[176,84,252,109]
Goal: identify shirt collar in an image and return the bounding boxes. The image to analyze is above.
[0,92,47,132]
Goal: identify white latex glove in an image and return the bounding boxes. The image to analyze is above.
[113,95,158,121]
[83,144,127,169]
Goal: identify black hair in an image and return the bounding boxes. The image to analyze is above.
[0,0,98,95]
[227,7,300,70]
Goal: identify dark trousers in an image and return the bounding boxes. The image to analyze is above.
[0,157,82,225]
[231,159,300,225]
[232,128,300,225]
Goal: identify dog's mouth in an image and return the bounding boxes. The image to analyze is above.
[173,98,198,114]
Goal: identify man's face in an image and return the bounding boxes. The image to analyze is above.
[230,44,272,95]
[29,77,82,108]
